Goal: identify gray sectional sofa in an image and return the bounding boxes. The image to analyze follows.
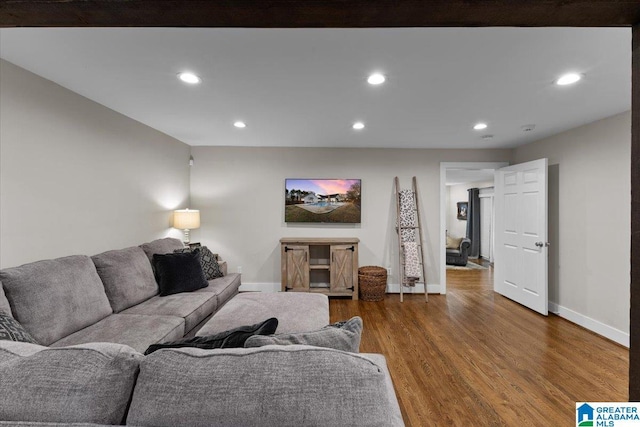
[0,238,241,353]
[1,341,404,426]
[0,237,404,426]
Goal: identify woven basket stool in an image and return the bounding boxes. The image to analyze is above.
[358,266,388,302]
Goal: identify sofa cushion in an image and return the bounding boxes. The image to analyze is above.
[0,342,143,425]
[0,341,46,359]
[245,316,362,353]
[0,256,113,346]
[120,292,218,333]
[197,292,328,337]
[0,282,12,316]
[51,314,184,354]
[92,246,159,313]
[195,273,241,307]
[144,318,279,355]
[127,345,402,427]
[0,313,39,344]
[140,237,185,264]
[153,250,209,296]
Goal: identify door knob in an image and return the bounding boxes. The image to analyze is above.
[535,242,550,247]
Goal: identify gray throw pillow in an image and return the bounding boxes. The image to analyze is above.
[244,316,362,353]
[0,313,38,344]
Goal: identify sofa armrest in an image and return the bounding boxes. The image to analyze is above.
[460,238,471,253]
[361,354,405,426]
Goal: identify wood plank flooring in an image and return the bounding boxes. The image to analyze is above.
[330,263,628,426]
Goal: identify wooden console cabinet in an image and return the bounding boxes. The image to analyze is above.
[280,238,359,300]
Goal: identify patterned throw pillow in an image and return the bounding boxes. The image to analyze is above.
[0,313,39,344]
[174,246,223,280]
[199,246,224,279]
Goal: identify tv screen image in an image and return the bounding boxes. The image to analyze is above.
[285,179,361,223]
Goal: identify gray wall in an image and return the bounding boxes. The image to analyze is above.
[0,60,191,268]
[446,180,493,239]
[189,146,511,292]
[512,111,631,340]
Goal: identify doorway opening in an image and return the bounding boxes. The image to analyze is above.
[439,162,508,294]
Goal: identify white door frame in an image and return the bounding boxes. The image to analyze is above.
[439,162,508,294]
[479,191,495,262]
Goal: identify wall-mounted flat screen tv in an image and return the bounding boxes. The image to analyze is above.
[285,179,361,223]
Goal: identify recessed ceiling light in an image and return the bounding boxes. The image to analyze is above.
[367,73,386,85]
[233,121,247,128]
[473,123,488,130]
[177,72,201,84]
[556,73,583,86]
[352,122,365,130]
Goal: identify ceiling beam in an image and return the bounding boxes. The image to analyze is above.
[1,0,640,28]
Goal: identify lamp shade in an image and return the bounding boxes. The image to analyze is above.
[173,209,200,230]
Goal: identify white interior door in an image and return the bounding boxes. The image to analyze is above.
[494,158,548,315]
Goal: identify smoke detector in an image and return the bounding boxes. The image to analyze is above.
[521,124,536,132]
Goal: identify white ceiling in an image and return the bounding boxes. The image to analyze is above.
[0,27,631,149]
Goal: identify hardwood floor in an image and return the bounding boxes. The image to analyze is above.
[330,263,628,426]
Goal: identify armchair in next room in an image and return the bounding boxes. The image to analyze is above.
[445,236,471,267]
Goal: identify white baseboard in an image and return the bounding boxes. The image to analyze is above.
[385,283,441,294]
[240,282,441,294]
[240,284,627,347]
[239,282,280,293]
[549,302,629,347]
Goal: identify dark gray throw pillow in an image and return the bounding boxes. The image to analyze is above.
[244,316,363,353]
[174,246,223,280]
[144,317,279,355]
[0,313,39,344]
[152,249,208,296]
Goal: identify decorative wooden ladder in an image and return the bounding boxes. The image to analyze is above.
[395,176,428,303]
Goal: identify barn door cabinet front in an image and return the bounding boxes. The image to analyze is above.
[280,238,359,300]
